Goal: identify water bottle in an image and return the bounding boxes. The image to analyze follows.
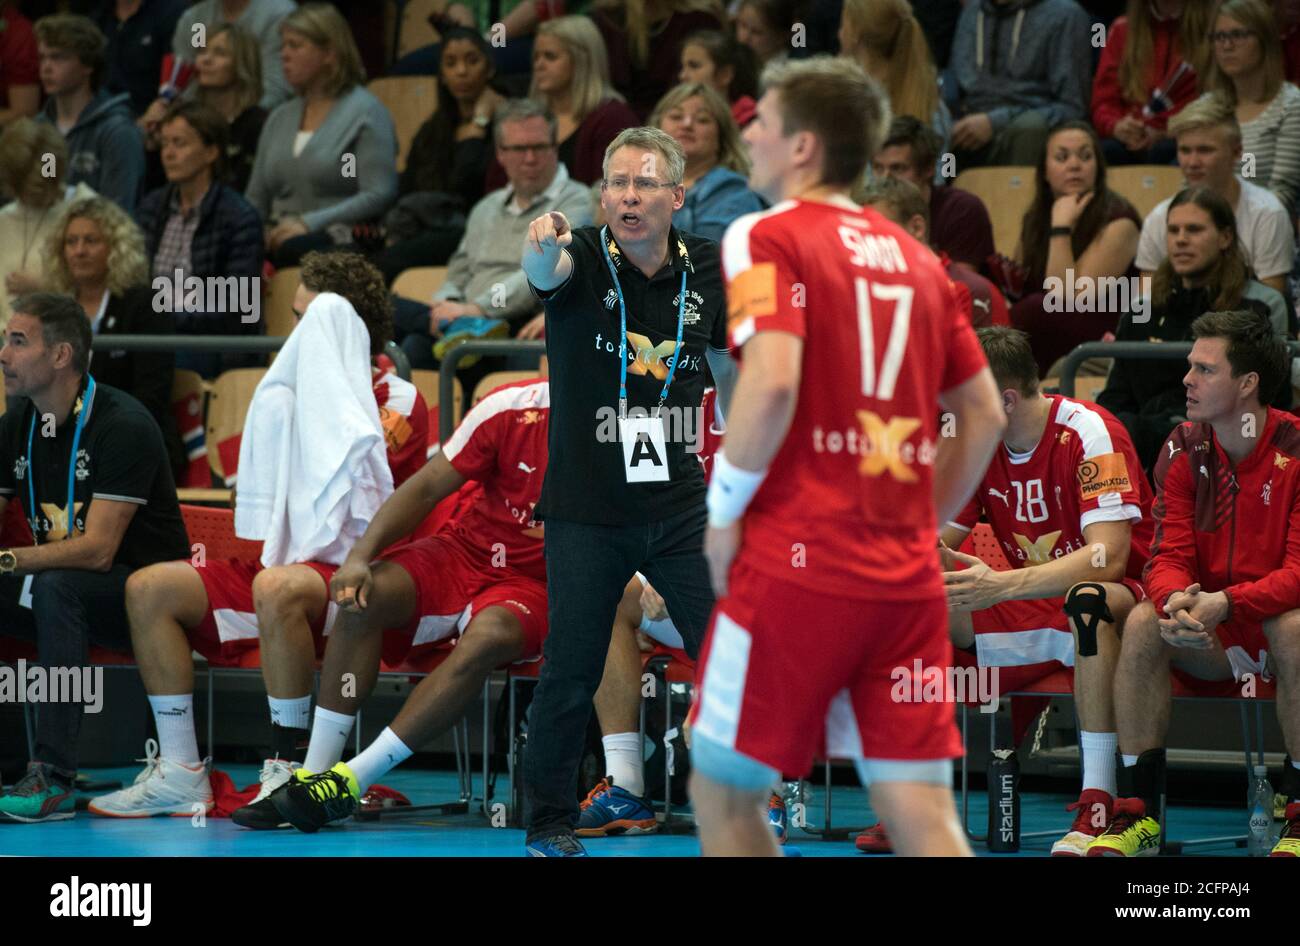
[987,749,1020,852]
[1248,764,1276,856]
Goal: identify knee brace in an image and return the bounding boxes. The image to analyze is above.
[1064,583,1113,658]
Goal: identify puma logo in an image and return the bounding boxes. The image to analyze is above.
[518,462,536,474]
[988,487,1010,506]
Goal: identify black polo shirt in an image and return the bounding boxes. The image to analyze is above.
[95,0,187,116]
[531,226,728,525]
[0,379,190,568]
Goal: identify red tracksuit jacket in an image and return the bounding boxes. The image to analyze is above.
[1091,15,1200,139]
[1145,409,1300,623]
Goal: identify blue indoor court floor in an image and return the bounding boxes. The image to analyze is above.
[0,763,1260,857]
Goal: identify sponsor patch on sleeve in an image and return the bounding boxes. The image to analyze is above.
[1077,451,1132,501]
[726,262,777,329]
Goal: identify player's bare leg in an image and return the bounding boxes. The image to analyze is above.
[690,771,781,857]
[88,564,213,817]
[1263,610,1300,855]
[387,607,526,750]
[948,608,975,651]
[1065,582,1135,734]
[1089,600,1234,855]
[593,579,646,738]
[868,780,972,857]
[252,565,328,702]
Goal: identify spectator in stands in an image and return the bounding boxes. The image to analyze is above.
[0,292,190,824]
[1137,95,1294,294]
[733,0,798,68]
[86,253,429,825]
[651,82,764,242]
[871,116,996,274]
[34,13,146,211]
[1091,309,1300,858]
[0,119,96,329]
[375,27,505,284]
[839,0,951,166]
[172,0,295,111]
[678,28,760,127]
[44,194,184,477]
[389,0,551,79]
[528,15,639,185]
[859,175,1010,329]
[394,99,592,369]
[0,1,39,126]
[1099,186,1292,471]
[592,0,724,119]
[244,3,399,268]
[1008,121,1141,376]
[91,0,186,117]
[947,0,1093,167]
[1202,0,1300,214]
[138,23,266,194]
[1091,0,1211,167]
[135,100,264,380]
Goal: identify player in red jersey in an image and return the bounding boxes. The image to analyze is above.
[1090,311,1300,857]
[691,57,1006,857]
[858,326,1154,855]
[263,376,552,832]
[87,254,429,822]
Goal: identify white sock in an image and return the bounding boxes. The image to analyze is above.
[149,694,200,765]
[602,732,644,797]
[1122,753,1139,768]
[267,695,311,731]
[304,707,355,774]
[346,727,412,793]
[1081,731,1117,795]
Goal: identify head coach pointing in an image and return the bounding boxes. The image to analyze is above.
[520,127,737,855]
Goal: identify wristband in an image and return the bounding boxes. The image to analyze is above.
[706,450,767,528]
[1049,226,1073,238]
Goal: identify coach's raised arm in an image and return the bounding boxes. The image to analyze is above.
[523,210,576,292]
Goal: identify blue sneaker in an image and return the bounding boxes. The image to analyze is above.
[525,831,589,857]
[432,316,509,368]
[577,777,658,836]
[768,792,788,844]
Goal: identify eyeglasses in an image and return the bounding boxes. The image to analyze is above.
[601,177,680,195]
[499,143,555,154]
[1211,29,1255,46]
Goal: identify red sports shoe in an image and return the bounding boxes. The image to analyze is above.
[855,821,892,853]
[1051,788,1113,856]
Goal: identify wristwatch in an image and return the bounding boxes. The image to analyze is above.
[0,549,17,575]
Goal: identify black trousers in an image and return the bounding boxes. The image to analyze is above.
[523,504,716,839]
[0,567,133,775]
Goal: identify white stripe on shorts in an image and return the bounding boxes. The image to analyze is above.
[693,611,751,750]
[975,626,1076,669]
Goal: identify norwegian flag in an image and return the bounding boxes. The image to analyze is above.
[158,54,194,102]
[172,384,211,487]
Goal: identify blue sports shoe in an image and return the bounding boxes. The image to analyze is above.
[526,831,589,857]
[577,777,658,836]
[768,792,788,844]
[432,316,509,368]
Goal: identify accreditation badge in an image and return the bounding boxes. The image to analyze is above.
[620,414,671,483]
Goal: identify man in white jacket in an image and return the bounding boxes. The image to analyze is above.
[89,252,430,821]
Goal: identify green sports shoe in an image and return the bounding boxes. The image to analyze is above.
[1086,797,1161,856]
[270,762,360,833]
[0,762,76,823]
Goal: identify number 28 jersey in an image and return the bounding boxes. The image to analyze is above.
[949,395,1153,581]
[721,197,988,600]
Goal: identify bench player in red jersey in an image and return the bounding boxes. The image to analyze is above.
[859,326,1154,856]
[1089,311,1300,857]
[86,253,430,822]
[260,375,553,832]
[691,57,1006,857]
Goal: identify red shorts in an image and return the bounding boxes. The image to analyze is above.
[1167,616,1272,695]
[964,578,1146,692]
[691,561,963,778]
[377,529,548,666]
[192,559,338,665]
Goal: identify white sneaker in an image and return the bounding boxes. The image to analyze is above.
[88,739,213,818]
[250,757,301,803]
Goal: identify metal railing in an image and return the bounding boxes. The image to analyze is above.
[1058,340,1300,397]
[83,334,412,380]
[438,339,546,436]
